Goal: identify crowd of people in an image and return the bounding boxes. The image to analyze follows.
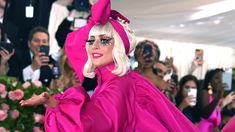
[0,0,235,131]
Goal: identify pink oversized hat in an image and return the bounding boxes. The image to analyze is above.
[65,0,131,83]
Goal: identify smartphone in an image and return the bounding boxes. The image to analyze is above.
[171,74,178,85]
[188,88,197,106]
[39,45,49,56]
[195,49,203,65]
[142,43,152,58]
[73,18,87,28]
[0,42,14,53]
[52,65,61,79]
[222,70,232,91]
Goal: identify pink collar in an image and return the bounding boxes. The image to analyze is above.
[95,62,118,86]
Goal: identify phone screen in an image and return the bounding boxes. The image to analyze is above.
[188,88,197,106]
[195,49,203,65]
[222,69,232,91]
[142,44,152,58]
[39,45,49,56]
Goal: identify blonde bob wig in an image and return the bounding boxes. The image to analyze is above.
[83,22,136,78]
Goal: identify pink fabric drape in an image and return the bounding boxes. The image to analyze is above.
[45,63,198,132]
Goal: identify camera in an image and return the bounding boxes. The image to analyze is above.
[39,45,49,56]
[0,42,14,53]
[142,43,153,59]
[171,74,178,85]
[187,88,197,107]
[195,49,203,65]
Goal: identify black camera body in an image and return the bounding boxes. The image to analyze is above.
[142,43,153,59]
[171,74,178,85]
[39,45,49,56]
[0,42,14,53]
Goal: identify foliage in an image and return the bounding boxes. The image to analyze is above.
[0,76,62,132]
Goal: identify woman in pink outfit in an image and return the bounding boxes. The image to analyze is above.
[20,0,198,131]
[197,69,224,132]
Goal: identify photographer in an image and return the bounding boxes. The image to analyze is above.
[22,26,57,86]
[134,40,170,91]
[0,25,14,75]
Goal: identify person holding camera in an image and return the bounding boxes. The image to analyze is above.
[175,75,200,123]
[134,40,167,91]
[153,60,178,103]
[0,24,15,75]
[22,26,57,86]
[188,49,209,80]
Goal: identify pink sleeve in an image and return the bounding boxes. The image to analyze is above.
[222,115,235,132]
[45,80,134,132]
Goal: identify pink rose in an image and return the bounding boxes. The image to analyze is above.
[8,89,24,101]
[33,80,42,88]
[33,127,44,132]
[0,110,8,121]
[0,91,7,98]
[0,127,9,132]
[1,103,9,111]
[22,81,31,89]
[34,113,45,123]
[10,109,19,119]
[0,83,6,92]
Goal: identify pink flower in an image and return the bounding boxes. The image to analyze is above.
[0,110,8,121]
[34,113,45,123]
[11,82,18,87]
[33,126,44,132]
[0,127,9,132]
[22,81,31,89]
[0,83,6,92]
[10,109,19,119]
[8,89,24,101]
[1,104,9,111]
[33,80,42,88]
[0,91,7,98]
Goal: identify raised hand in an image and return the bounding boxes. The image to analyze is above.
[31,52,49,71]
[20,92,50,106]
[0,48,15,64]
[222,91,235,108]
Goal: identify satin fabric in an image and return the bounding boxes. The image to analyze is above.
[45,63,198,132]
[198,96,221,132]
[222,115,235,132]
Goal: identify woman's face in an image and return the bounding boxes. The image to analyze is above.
[87,34,114,67]
[182,80,197,97]
[211,71,223,90]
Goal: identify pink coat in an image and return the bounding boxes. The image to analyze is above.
[44,63,198,132]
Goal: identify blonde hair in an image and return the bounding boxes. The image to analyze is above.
[83,22,136,78]
[59,50,80,90]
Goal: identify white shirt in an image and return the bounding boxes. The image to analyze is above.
[23,52,40,82]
